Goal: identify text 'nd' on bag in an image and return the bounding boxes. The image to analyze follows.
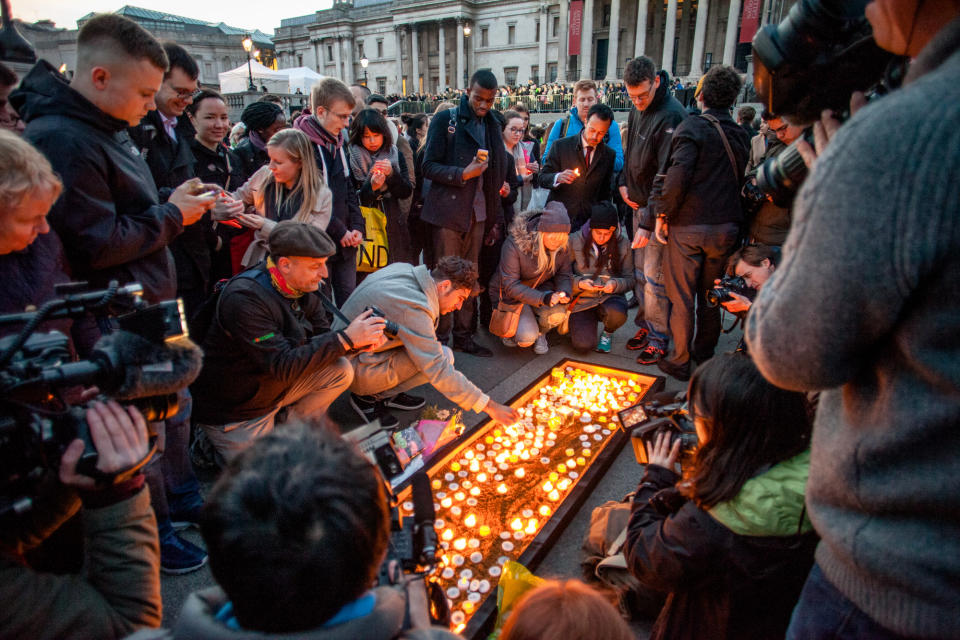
[357,204,389,273]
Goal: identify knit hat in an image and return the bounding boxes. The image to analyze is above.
[268,221,336,259]
[590,202,619,229]
[241,101,283,132]
[538,201,571,233]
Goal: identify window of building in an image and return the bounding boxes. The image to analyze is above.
[377,39,383,58]
[704,52,713,70]
[377,77,387,94]
[504,66,518,85]
[547,62,558,82]
[536,20,541,42]
[204,61,213,79]
[327,45,333,62]
[297,53,303,66]
[358,42,365,58]
[508,25,516,45]
[553,15,560,37]
[481,27,489,47]
[531,65,539,84]
[603,4,611,27]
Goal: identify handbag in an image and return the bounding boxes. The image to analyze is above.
[488,270,547,338]
[356,202,389,273]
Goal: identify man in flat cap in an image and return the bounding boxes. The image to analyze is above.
[191,221,386,465]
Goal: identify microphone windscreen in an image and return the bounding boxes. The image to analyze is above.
[93,331,203,400]
[411,471,435,524]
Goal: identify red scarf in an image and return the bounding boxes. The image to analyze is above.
[266,256,305,299]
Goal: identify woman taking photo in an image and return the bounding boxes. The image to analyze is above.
[624,352,817,640]
[347,108,414,265]
[489,203,573,355]
[567,202,633,354]
[230,128,333,267]
[501,109,538,215]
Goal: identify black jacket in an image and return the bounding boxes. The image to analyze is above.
[232,137,267,185]
[314,141,364,265]
[538,133,614,230]
[658,109,750,228]
[421,95,508,234]
[619,70,688,230]
[501,153,522,230]
[191,264,346,423]
[190,139,244,192]
[12,61,184,303]
[745,139,793,246]
[624,464,817,640]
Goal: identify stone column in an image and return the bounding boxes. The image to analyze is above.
[343,36,355,84]
[438,21,447,91]
[689,0,710,76]
[394,27,404,93]
[661,0,678,73]
[411,26,421,93]
[332,36,343,81]
[312,39,321,73]
[456,20,466,90]
[635,0,648,58]
[558,0,569,82]
[723,0,742,65]
[538,4,548,83]
[580,0,595,79]
[604,0,621,81]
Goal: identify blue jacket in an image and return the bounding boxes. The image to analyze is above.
[543,106,624,172]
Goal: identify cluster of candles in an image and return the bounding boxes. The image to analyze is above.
[400,366,648,634]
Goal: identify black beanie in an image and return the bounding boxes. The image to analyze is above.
[590,202,619,229]
[241,101,283,132]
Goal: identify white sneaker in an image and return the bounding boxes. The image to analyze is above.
[502,336,518,347]
[533,333,549,355]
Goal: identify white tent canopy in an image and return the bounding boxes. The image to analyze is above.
[218,61,326,94]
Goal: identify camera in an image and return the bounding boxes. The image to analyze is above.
[365,306,400,338]
[751,0,907,206]
[0,281,202,519]
[741,178,768,216]
[623,398,698,472]
[705,275,756,308]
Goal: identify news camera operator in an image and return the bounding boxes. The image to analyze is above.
[191,222,385,465]
[746,2,960,638]
[624,353,816,640]
[173,423,462,640]
[1,401,161,639]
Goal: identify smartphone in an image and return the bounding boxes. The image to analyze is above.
[476,149,489,162]
[197,190,218,199]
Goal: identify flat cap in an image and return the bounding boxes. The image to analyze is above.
[268,221,336,259]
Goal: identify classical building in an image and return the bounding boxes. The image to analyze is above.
[16,5,275,87]
[273,0,797,95]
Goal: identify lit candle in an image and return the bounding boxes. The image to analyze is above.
[478,525,491,537]
[497,483,508,494]
[510,518,523,531]
[455,492,466,502]
[441,497,453,508]
[442,529,454,541]
[464,513,477,527]
[451,462,461,472]
[453,538,467,551]
[548,489,560,501]
[539,505,552,517]
[525,519,538,534]
[514,468,526,478]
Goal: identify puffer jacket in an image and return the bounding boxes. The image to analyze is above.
[568,222,634,300]
[11,60,184,303]
[488,209,573,307]
[624,450,818,640]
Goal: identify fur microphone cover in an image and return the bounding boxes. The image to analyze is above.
[93,330,204,400]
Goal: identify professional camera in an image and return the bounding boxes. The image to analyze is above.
[624,398,698,472]
[0,281,203,519]
[741,179,767,217]
[751,0,908,206]
[705,275,756,308]
[365,306,400,338]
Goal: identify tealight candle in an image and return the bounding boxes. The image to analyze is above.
[478,525,491,537]
[450,506,462,516]
[510,518,523,531]
[525,519,538,534]
[469,486,481,496]
[464,513,477,527]
[548,489,560,501]
[539,505,552,517]
[514,468,526,478]
[441,497,453,508]
[454,492,466,502]
[497,483,508,494]
[453,538,467,551]
[442,529,454,541]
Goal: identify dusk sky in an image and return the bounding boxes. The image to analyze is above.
[14,1,337,34]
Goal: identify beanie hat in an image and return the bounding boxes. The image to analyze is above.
[538,201,571,234]
[241,101,283,132]
[268,221,336,259]
[590,202,619,230]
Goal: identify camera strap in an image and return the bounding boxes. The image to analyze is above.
[700,114,741,183]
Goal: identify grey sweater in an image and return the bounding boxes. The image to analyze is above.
[746,33,960,638]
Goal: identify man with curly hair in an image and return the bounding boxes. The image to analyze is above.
[654,65,750,381]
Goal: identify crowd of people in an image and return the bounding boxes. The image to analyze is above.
[0,0,958,638]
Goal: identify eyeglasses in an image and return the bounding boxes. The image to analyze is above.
[507,127,525,134]
[771,123,790,135]
[172,88,200,100]
[322,108,353,121]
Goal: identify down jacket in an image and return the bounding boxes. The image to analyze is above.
[488,209,573,307]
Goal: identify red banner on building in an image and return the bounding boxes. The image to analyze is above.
[739,0,762,43]
[569,0,583,55]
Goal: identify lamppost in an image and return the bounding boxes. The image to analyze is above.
[462,24,471,88]
[242,35,255,91]
[360,57,369,87]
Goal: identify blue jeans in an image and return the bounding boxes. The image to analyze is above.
[786,563,913,640]
[569,295,628,352]
[632,233,670,349]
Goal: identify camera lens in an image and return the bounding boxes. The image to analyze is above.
[756,133,811,207]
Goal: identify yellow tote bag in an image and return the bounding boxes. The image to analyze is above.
[356,203,389,273]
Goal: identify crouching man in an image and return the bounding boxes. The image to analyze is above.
[336,256,519,428]
[192,221,385,464]
[174,424,462,639]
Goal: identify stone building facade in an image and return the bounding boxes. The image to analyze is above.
[272,0,797,95]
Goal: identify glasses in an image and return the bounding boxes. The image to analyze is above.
[771,123,790,135]
[322,108,353,121]
[507,127,525,134]
[172,88,200,100]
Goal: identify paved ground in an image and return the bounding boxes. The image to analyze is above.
[161,312,742,637]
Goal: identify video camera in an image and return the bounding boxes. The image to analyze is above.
[706,275,756,308]
[620,395,698,472]
[751,0,908,206]
[0,281,203,519]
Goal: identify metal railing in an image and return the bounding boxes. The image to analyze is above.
[387,92,636,116]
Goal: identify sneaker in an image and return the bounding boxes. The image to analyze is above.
[501,336,518,347]
[596,331,613,353]
[626,328,650,350]
[657,358,692,382]
[533,333,549,355]
[350,393,400,429]
[170,503,203,532]
[161,531,208,575]
[636,344,665,365]
[384,392,425,411]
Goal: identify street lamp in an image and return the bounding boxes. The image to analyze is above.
[242,35,256,91]
[360,57,369,87]
[462,24,471,87]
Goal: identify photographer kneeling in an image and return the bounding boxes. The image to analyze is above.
[1,402,160,639]
[623,353,817,640]
[336,256,518,428]
[192,221,385,465]
[713,243,779,315]
[176,423,462,640]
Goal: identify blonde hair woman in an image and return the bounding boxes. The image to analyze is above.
[489,202,573,354]
[232,128,333,267]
